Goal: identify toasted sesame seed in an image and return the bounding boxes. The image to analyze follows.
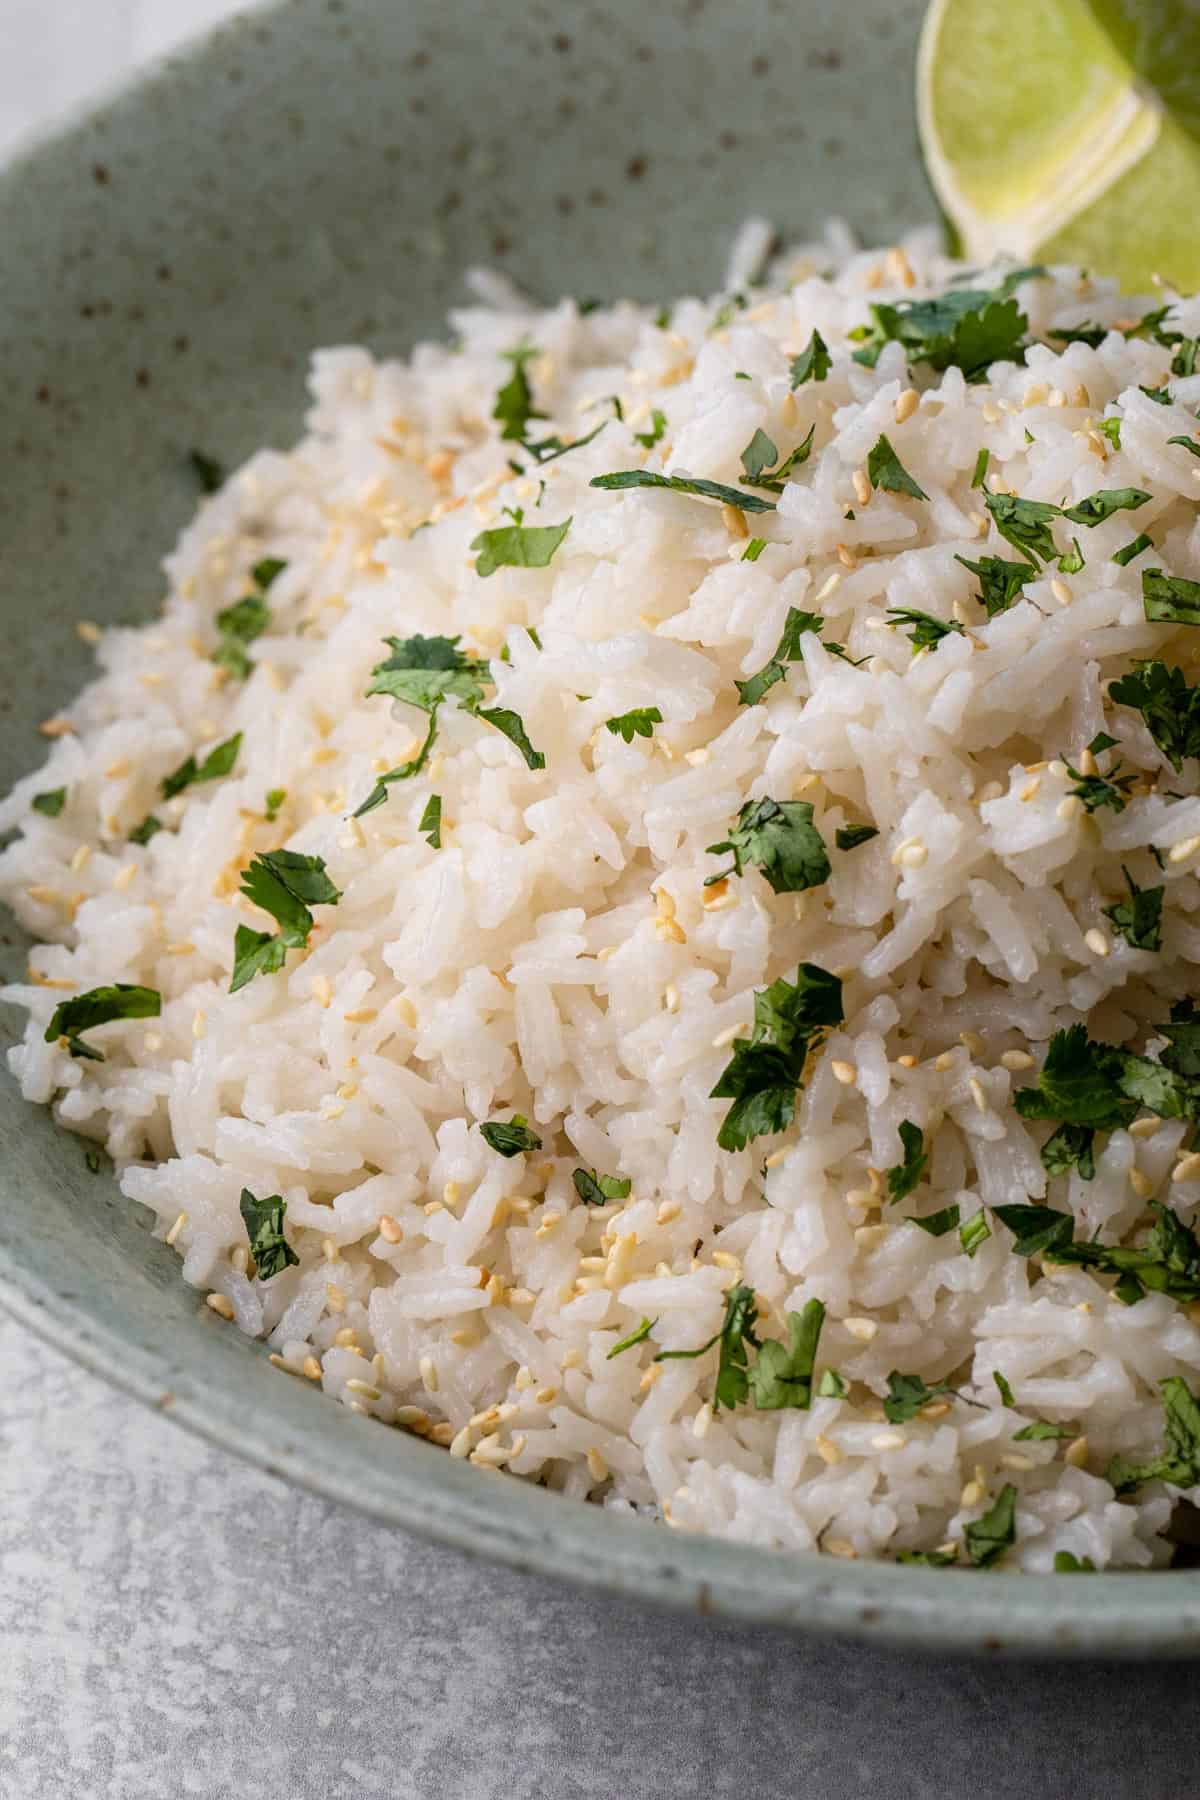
[830,1059,858,1087]
[302,1356,323,1381]
[969,1075,989,1113]
[1056,796,1083,821]
[586,1447,609,1482]
[639,1363,662,1392]
[721,502,749,539]
[852,468,872,506]
[1169,835,1200,865]
[345,1378,381,1401]
[165,1211,188,1247]
[326,1284,347,1313]
[663,983,680,1013]
[419,1355,439,1393]
[920,1400,953,1420]
[192,1011,206,1040]
[449,1425,473,1458]
[836,543,859,570]
[1000,1453,1036,1471]
[684,746,710,767]
[1129,1167,1155,1200]
[560,1347,583,1371]
[396,1405,433,1428]
[470,1437,512,1468]
[1019,778,1041,803]
[40,716,75,738]
[656,1199,682,1225]
[1000,1049,1035,1072]
[894,387,919,424]
[343,1006,378,1023]
[333,1327,358,1348]
[693,1402,713,1439]
[814,570,843,604]
[961,1479,986,1507]
[1050,578,1071,607]
[1063,1435,1090,1468]
[112,862,138,891]
[711,1249,741,1275]
[934,1050,957,1073]
[814,1434,843,1465]
[871,1430,905,1451]
[843,1316,878,1343]
[377,1214,403,1245]
[1174,1153,1200,1183]
[1129,1117,1161,1140]
[1084,928,1110,958]
[206,1293,235,1321]
[824,1537,857,1559]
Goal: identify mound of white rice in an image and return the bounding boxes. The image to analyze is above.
[10,220,1200,1570]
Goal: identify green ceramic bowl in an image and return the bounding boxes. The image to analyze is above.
[3,0,1198,1656]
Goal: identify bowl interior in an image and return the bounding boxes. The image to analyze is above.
[4,0,1198,1654]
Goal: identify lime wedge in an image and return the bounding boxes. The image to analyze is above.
[918,0,1200,292]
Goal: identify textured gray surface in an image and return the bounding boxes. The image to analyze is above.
[0,1311,1195,1800]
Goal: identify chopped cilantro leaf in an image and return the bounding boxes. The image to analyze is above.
[353,715,439,817]
[605,707,662,743]
[971,447,990,488]
[883,1371,956,1423]
[492,345,544,443]
[886,607,965,650]
[45,983,161,1061]
[817,1368,848,1399]
[1102,866,1163,951]
[790,329,831,387]
[850,270,1037,380]
[367,635,488,713]
[523,421,609,465]
[1062,749,1135,814]
[217,594,271,642]
[251,557,287,591]
[607,1317,657,1359]
[738,425,815,492]
[589,470,776,513]
[1173,339,1200,377]
[264,788,286,822]
[230,850,340,992]
[418,793,442,848]
[1057,538,1086,574]
[1168,434,1200,460]
[993,1202,1077,1257]
[1047,322,1108,348]
[954,552,1032,617]
[964,1484,1018,1567]
[655,1283,760,1412]
[189,449,224,493]
[161,732,242,800]
[983,490,1061,566]
[239,1189,299,1281]
[897,1548,959,1567]
[475,706,545,769]
[836,823,878,852]
[1143,568,1200,627]
[1107,1376,1200,1493]
[959,1210,991,1257]
[1097,417,1122,449]
[993,1370,1015,1407]
[1061,487,1151,528]
[706,797,830,895]
[633,409,667,449]
[573,1168,632,1206]
[471,516,571,578]
[912,1204,961,1237]
[129,814,163,845]
[1140,385,1172,404]
[886,1120,927,1203]
[748,1298,826,1410]
[742,536,767,562]
[711,964,842,1151]
[735,607,826,705]
[1113,532,1153,566]
[1012,1419,1077,1441]
[31,788,66,817]
[867,434,929,500]
[1055,1552,1096,1572]
[480,1116,542,1157]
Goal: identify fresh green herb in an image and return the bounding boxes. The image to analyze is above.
[897,1548,959,1567]
[84,1148,102,1174]
[230,850,341,993]
[522,421,610,465]
[633,409,667,449]
[480,1116,542,1157]
[605,707,662,743]
[1107,1376,1200,1493]
[1102,867,1163,951]
[886,1121,927,1203]
[993,1370,1015,1407]
[710,294,747,332]
[964,1484,1018,1567]
[711,963,842,1151]
[476,706,546,769]
[1047,322,1108,348]
[31,788,66,817]
[1012,1419,1077,1441]
[354,718,439,816]
[971,447,990,488]
[1048,1201,1200,1307]
[44,984,161,1061]
[790,329,831,387]
[867,433,929,501]
[959,1210,991,1257]
[954,553,1032,617]
[368,633,484,712]
[1062,748,1136,814]
[161,732,242,800]
[1054,1552,1097,1572]
[912,1204,961,1237]
[1143,568,1200,627]
[1062,487,1151,528]
[418,794,442,848]
[212,591,272,679]
[993,1201,1077,1256]
[738,426,815,492]
[654,306,671,330]
[471,515,571,577]
[816,1368,848,1399]
[1110,660,1200,770]
[492,345,544,443]
[705,797,831,895]
[655,1283,760,1412]
[1168,434,1200,460]
[1097,417,1122,449]
[589,470,776,513]
[1173,338,1200,377]
[835,823,878,852]
[607,1317,657,1359]
[1113,532,1153,566]
[885,607,965,650]
[129,814,163,845]
[239,1189,299,1280]
[1140,385,1172,404]
[189,449,224,493]
[742,536,767,562]
[735,607,826,705]
[983,490,1061,566]
[573,1168,632,1206]
[883,1371,956,1424]
[264,788,286,822]
[251,557,287,591]
[747,1298,826,1410]
[849,267,1040,381]
[1057,538,1086,574]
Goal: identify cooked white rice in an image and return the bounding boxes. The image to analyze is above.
[9,219,1200,1570]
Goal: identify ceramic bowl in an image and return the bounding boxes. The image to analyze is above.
[3,0,1197,1654]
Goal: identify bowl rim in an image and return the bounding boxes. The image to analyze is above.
[3,0,1200,1659]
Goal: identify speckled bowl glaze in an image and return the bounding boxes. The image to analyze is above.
[3,0,1199,1657]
